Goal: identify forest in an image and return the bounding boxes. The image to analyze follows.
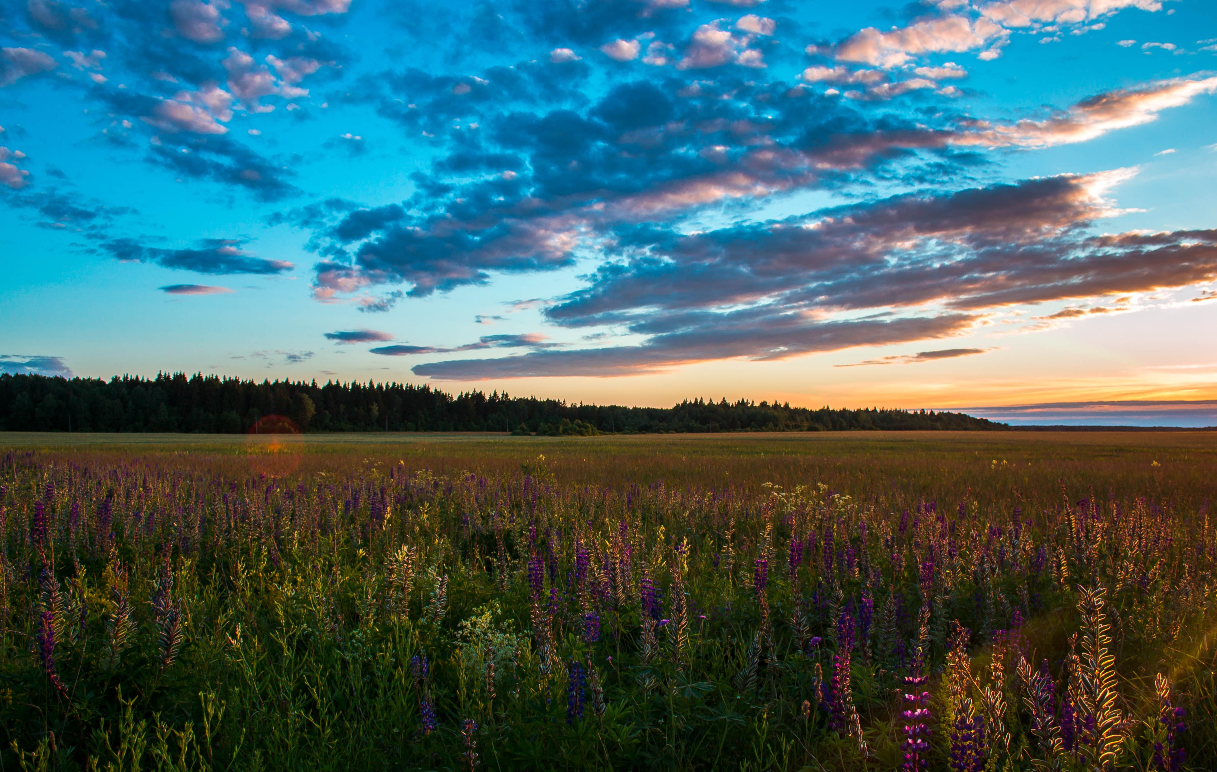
[0,373,1004,434]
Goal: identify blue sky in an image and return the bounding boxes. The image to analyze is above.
[2,0,1216,425]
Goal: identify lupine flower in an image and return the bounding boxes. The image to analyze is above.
[567,660,586,723]
[584,611,600,644]
[950,714,986,772]
[753,556,768,596]
[528,552,544,600]
[902,646,932,772]
[37,609,67,698]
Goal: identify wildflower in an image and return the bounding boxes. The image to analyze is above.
[567,660,586,723]
[461,719,479,770]
[37,609,68,698]
[528,552,544,601]
[584,611,600,644]
[902,644,932,772]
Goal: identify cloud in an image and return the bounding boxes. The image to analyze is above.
[412,314,976,379]
[370,344,440,356]
[736,15,775,36]
[913,63,967,79]
[144,87,234,134]
[550,48,580,63]
[1191,289,1217,303]
[160,283,235,294]
[324,328,394,343]
[370,332,557,357]
[835,347,996,366]
[963,400,1216,428]
[677,22,766,69]
[145,133,300,200]
[105,238,294,274]
[223,48,309,112]
[0,355,74,377]
[170,0,230,44]
[1,47,58,87]
[955,76,1217,149]
[835,0,1161,67]
[0,147,31,189]
[600,39,641,61]
[837,16,1006,68]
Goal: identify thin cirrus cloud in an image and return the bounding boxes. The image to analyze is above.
[105,238,294,275]
[371,333,557,357]
[324,328,394,344]
[835,348,997,367]
[160,284,235,295]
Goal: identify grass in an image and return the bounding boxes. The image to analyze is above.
[1,432,1215,770]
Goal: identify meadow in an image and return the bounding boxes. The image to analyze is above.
[1,430,1215,771]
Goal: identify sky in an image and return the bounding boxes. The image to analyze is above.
[2,0,1216,426]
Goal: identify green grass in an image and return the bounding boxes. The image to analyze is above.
[1,432,1215,770]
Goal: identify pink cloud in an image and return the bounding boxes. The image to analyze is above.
[837,16,1006,67]
[170,0,230,43]
[1,47,57,87]
[958,76,1217,148]
[0,146,30,189]
[600,39,641,61]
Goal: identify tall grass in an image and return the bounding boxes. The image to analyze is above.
[0,433,1214,770]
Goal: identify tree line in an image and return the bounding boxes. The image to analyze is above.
[0,372,1007,434]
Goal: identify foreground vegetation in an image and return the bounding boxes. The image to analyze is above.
[1,432,1215,770]
[0,372,1003,434]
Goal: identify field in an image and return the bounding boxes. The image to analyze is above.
[1,431,1215,771]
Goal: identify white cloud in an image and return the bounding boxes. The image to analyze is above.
[1154,148,1175,155]
[837,16,1006,68]
[913,62,967,79]
[0,146,30,189]
[736,14,775,36]
[600,39,641,61]
[549,48,580,63]
[678,22,766,69]
[65,49,106,70]
[1117,39,1136,46]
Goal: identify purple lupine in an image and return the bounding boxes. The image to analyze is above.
[902,647,932,772]
[641,572,658,620]
[859,590,874,642]
[575,539,590,587]
[528,552,544,601]
[829,648,852,733]
[411,655,436,735]
[837,612,856,652]
[567,660,586,723]
[950,714,986,772]
[31,501,48,560]
[584,612,600,644]
[38,610,68,697]
[753,556,769,597]
[1152,680,1186,771]
[788,537,803,580]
